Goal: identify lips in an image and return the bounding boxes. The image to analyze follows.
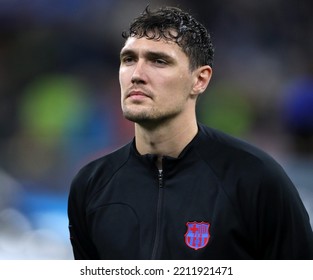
[127,89,151,99]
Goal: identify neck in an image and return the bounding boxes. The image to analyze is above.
[134,117,198,163]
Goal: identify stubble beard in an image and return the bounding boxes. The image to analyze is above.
[122,104,182,127]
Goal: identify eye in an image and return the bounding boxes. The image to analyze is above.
[121,56,135,65]
[154,59,167,66]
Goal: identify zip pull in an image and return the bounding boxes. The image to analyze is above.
[158,170,163,188]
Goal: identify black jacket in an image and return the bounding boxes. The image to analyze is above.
[68,123,313,259]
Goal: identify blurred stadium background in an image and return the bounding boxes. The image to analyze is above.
[0,0,312,259]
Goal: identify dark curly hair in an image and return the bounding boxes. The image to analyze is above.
[122,6,214,70]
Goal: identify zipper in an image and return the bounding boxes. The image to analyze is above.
[151,169,164,259]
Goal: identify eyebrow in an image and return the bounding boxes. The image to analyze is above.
[146,51,175,63]
[120,49,175,63]
[120,49,135,60]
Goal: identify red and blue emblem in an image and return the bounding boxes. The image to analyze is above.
[185,221,210,250]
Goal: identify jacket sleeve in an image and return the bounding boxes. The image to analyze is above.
[68,166,99,260]
[251,159,313,259]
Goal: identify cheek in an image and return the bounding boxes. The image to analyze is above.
[171,73,193,94]
[119,68,129,90]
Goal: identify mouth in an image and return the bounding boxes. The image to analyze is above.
[126,90,151,100]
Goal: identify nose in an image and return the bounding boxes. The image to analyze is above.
[131,60,146,84]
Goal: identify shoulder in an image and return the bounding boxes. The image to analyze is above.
[197,123,283,178]
[69,142,132,198]
[196,123,302,210]
[197,123,310,218]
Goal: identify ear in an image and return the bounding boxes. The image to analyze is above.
[191,66,212,97]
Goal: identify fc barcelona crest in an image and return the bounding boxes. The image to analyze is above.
[185,221,210,250]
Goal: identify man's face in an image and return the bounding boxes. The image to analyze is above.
[119,36,198,126]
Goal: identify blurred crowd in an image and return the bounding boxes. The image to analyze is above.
[0,0,312,259]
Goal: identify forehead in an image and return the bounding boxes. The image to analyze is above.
[121,36,186,57]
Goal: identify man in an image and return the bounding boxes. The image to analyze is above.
[68,6,313,259]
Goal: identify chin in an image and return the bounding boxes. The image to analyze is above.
[123,110,152,123]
